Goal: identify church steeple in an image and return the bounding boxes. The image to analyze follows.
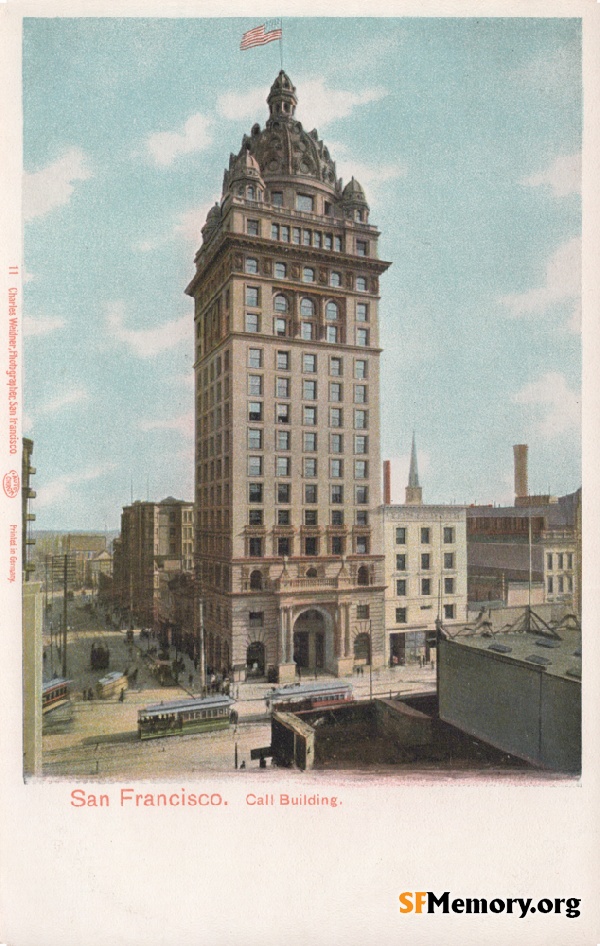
[405,433,423,505]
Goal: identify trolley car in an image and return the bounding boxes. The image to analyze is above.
[138,695,234,740]
[96,671,128,700]
[42,678,73,729]
[267,681,353,713]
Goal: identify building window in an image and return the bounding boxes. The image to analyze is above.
[248,483,263,503]
[396,554,406,571]
[276,457,291,477]
[248,456,263,476]
[558,553,564,570]
[281,226,290,242]
[278,537,290,557]
[249,611,264,628]
[354,384,367,404]
[356,240,367,257]
[303,406,317,426]
[314,231,321,248]
[567,553,573,569]
[305,484,318,504]
[546,552,553,570]
[248,374,263,396]
[272,191,283,206]
[302,267,315,283]
[355,359,367,379]
[330,357,342,376]
[356,328,369,347]
[277,430,290,451]
[396,608,407,624]
[443,527,455,544]
[246,286,260,309]
[330,382,342,402]
[304,458,317,477]
[248,348,262,368]
[331,510,344,526]
[330,433,343,454]
[305,536,318,556]
[278,509,290,525]
[300,298,315,318]
[330,459,343,478]
[421,553,430,570]
[421,578,431,595]
[271,224,280,240]
[249,509,263,526]
[444,604,455,620]
[292,227,301,244]
[301,322,315,340]
[303,354,317,373]
[274,294,289,313]
[334,236,342,252]
[296,194,314,213]
[356,276,367,292]
[248,428,262,450]
[246,219,259,236]
[274,318,288,337]
[274,262,287,280]
[248,402,263,422]
[305,510,318,525]
[355,460,368,479]
[330,485,344,504]
[330,272,341,287]
[396,579,406,596]
[324,234,333,250]
[356,535,369,554]
[330,408,342,428]
[326,301,338,321]
[444,577,454,594]
[276,404,290,424]
[547,576,554,594]
[277,350,290,370]
[395,527,406,544]
[568,575,573,592]
[354,410,368,429]
[303,229,311,246]
[354,435,368,455]
[277,483,291,504]
[303,380,317,400]
[248,537,262,557]
[303,432,317,452]
[331,536,344,555]
[326,326,338,343]
[356,303,369,322]
[356,510,369,527]
[276,377,290,398]
[421,528,430,544]
[246,313,260,333]
[355,486,369,504]
[245,258,258,275]
[558,576,564,594]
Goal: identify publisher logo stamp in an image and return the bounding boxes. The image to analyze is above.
[399,891,581,919]
[3,470,20,499]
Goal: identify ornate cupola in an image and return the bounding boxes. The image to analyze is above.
[267,70,298,124]
[228,146,265,201]
[201,202,222,244]
[342,176,370,222]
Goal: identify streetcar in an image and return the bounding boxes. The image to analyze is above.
[267,681,354,713]
[138,695,235,740]
[42,678,73,729]
[96,671,128,700]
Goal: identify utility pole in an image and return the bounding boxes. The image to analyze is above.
[62,554,68,679]
[198,598,206,694]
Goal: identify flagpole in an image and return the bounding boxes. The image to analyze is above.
[279,19,284,70]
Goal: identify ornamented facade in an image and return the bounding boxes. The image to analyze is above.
[187,72,391,681]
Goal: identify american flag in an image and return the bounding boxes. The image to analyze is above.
[240,20,283,51]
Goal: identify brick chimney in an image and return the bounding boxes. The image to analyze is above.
[513,444,528,501]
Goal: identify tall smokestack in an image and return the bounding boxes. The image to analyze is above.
[513,444,528,500]
[383,460,391,505]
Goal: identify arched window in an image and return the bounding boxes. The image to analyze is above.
[245,258,258,275]
[306,567,318,578]
[326,301,338,320]
[357,565,369,586]
[300,297,315,317]
[302,267,315,283]
[249,570,263,590]
[247,186,255,200]
[274,294,288,313]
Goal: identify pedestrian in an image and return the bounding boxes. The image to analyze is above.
[240,760,246,769]
[188,673,194,687]
[119,688,125,702]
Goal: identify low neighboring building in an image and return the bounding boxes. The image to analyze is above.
[437,608,581,774]
[382,438,467,666]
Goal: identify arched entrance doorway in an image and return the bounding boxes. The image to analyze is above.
[353,632,371,665]
[247,641,265,677]
[293,609,333,673]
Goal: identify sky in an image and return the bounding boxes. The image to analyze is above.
[22,17,582,530]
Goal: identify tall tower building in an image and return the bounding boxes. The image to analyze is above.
[187,72,391,682]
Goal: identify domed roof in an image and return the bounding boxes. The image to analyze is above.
[206,202,221,224]
[229,148,264,186]
[222,73,342,195]
[342,176,368,203]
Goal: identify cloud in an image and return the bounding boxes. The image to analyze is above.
[499,237,581,330]
[23,314,66,337]
[37,387,88,416]
[23,148,92,221]
[106,302,191,358]
[217,76,388,130]
[144,113,212,167]
[140,410,194,439]
[513,372,580,439]
[133,201,214,252]
[511,43,580,101]
[328,139,407,196]
[37,463,116,509]
[522,153,581,198]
